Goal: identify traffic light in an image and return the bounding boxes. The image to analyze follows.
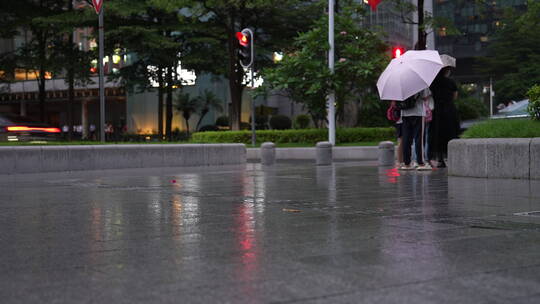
[236,29,253,68]
[392,46,405,58]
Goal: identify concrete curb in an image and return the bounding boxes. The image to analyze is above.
[247,146,379,161]
[448,138,540,179]
[0,144,246,175]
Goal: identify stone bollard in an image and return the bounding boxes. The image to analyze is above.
[316,141,333,165]
[261,142,276,165]
[378,141,395,166]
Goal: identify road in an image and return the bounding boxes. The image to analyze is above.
[1,162,540,303]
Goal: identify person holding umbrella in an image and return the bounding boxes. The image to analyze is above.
[399,89,433,170]
[377,50,444,170]
[428,55,460,168]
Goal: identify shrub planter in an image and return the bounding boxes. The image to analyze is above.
[192,128,394,145]
[448,138,540,179]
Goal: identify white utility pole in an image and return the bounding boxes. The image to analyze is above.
[328,0,336,145]
[98,9,105,142]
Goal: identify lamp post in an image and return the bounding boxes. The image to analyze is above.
[328,0,336,145]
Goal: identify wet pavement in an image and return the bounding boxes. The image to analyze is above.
[1,162,540,303]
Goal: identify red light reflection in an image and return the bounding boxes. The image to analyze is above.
[385,168,400,183]
[234,201,259,298]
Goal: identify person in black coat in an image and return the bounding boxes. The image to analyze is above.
[428,67,460,168]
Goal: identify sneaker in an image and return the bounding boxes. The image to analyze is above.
[398,164,415,171]
[437,161,447,168]
[416,163,433,171]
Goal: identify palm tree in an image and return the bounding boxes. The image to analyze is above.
[175,91,199,137]
[196,89,223,131]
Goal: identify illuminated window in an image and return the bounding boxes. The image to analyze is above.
[13,69,52,81]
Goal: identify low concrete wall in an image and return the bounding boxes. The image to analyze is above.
[247,146,378,161]
[531,138,540,180]
[0,144,246,175]
[448,138,539,179]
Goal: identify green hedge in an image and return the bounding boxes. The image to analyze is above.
[455,96,488,121]
[191,127,395,144]
[527,84,540,120]
[461,119,540,138]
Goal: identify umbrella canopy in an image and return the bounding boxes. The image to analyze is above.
[440,54,456,68]
[377,50,443,101]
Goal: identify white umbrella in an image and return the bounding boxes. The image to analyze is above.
[440,54,456,68]
[377,50,444,101]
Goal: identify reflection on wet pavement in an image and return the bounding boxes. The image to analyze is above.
[1,162,540,303]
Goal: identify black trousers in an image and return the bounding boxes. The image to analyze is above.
[402,116,424,166]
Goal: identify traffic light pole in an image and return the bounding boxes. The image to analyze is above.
[251,68,256,147]
[236,28,256,146]
[328,0,336,145]
[98,9,105,143]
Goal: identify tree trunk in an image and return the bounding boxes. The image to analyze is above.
[227,25,243,130]
[82,100,89,139]
[67,71,74,140]
[310,113,319,128]
[416,0,426,50]
[184,115,190,137]
[36,2,46,122]
[342,100,358,127]
[67,0,74,141]
[158,66,164,138]
[196,108,208,131]
[38,32,47,122]
[38,72,46,122]
[165,66,173,141]
[228,71,243,131]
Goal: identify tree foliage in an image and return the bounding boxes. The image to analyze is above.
[0,0,95,124]
[104,0,195,139]
[175,90,199,135]
[527,84,540,120]
[179,0,321,130]
[389,0,459,50]
[195,89,223,131]
[257,2,388,127]
[2,0,67,121]
[480,0,540,104]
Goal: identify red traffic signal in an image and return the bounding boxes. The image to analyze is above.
[236,32,249,47]
[236,29,254,68]
[392,46,405,58]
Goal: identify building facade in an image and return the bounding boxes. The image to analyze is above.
[433,0,528,85]
[362,0,417,51]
